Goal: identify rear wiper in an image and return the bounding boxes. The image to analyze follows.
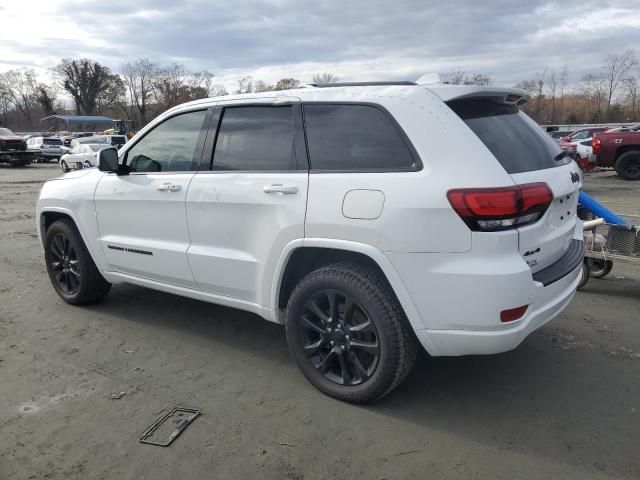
[554,150,571,161]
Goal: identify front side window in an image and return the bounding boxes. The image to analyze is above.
[126,110,207,173]
[211,106,296,171]
[303,104,417,171]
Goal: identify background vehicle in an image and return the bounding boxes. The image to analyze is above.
[549,130,574,142]
[37,82,583,403]
[82,134,128,149]
[0,127,36,166]
[59,142,107,172]
[592,128,640,179]
[26,136,68,162]
[559,127,610,151]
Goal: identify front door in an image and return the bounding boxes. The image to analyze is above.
[186,100,308,305]
[94,108,209,287]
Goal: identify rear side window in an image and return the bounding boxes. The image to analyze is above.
[303,104,417,171]
[447,98,566,174]
[212,106,296,171]
[44,138,62,145]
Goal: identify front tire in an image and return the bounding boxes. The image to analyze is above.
[285,263,417,403]
[44,219,111,304]
[615,151,640,180]
[60,160,70,172]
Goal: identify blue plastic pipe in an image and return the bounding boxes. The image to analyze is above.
[578,191,627,225]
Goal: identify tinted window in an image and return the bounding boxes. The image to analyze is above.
[44,138,62,145]
[126,110,206,173]
[212,106,296,171]
[447,98,567,174]
[303,104,416,171]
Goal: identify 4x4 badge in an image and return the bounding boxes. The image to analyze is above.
[571,172,580,183]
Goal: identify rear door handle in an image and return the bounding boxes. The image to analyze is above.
[157,183,181,192]
[263,184,298,195]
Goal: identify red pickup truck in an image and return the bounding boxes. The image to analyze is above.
[592,125,640,180]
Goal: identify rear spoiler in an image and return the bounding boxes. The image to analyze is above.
[425,85,530,106]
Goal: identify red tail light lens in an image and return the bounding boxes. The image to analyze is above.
[447,183,553,231]
[500,305,528,322]
[592,137,601,154]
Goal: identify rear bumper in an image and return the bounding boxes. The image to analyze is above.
[415,261,581,356]
[386,230,583,357]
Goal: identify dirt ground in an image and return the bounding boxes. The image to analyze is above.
[1,164,639,480]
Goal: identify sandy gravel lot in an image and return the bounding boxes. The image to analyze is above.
[1,164,639,479]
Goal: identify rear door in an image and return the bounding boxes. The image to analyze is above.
[448,97,582,273]
[185,99,308,304]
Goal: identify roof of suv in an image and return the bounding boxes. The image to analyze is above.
[168,82,530,114]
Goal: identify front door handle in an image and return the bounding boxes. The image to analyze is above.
[157,183,181,192]
[263,184,298,195]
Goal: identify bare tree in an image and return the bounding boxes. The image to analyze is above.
[209,85,228,97]
[0,69,38,124]
[55,59,119,115]
[464,73,491,86]
[121,58,157,125]
[623,77,639,121]
[274,78,301,90]
[253,80,273,92]
[237,76,254,94]
[534,69,548,121]
[36,85,56,115]
[151,63,188,111]
[603,50,638,114]
[514,79,537,115]
[547,68,558,123]
[444,69,465,85]
[312,72,339,84]
[559,64,569,122]
[581,73,607,122]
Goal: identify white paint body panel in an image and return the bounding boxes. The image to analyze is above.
[94,173,197,287]
[186,172,308,304]
[36,83,582,357]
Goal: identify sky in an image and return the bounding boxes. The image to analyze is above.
[1,0,640,92]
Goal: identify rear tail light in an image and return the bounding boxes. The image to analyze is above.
[592,137,601,154]
[447,183,553,231]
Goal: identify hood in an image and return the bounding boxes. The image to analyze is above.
[0,134,25,141]
[51,168,102,181]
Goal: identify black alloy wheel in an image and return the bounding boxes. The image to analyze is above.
[299,289,380,386]
[49,233,81,295]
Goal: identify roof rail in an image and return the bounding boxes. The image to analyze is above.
[310,81,417,88]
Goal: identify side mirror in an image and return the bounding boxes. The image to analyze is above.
[98,147,121,173]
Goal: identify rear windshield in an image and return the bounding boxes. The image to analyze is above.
[447,98,567,174]
[43,138,63,145]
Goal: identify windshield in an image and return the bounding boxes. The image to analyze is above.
[111,136,126,145]
[447,97,568,174]
[0,127,14,135]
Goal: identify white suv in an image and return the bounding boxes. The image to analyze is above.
[36,81,584,403]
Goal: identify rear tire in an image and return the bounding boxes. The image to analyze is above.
[578,259,590,290]
[588,258,613,278]
[44,219,111,305]
[615,151,640,180]
[285,263,417,403]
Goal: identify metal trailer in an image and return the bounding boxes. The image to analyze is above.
[578,192,640,289]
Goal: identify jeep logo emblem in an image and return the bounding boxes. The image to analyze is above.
[571,172,580,183]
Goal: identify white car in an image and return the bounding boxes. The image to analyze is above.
[36,81,584,402]
[26,136,68,161]
[59,142,107,172]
